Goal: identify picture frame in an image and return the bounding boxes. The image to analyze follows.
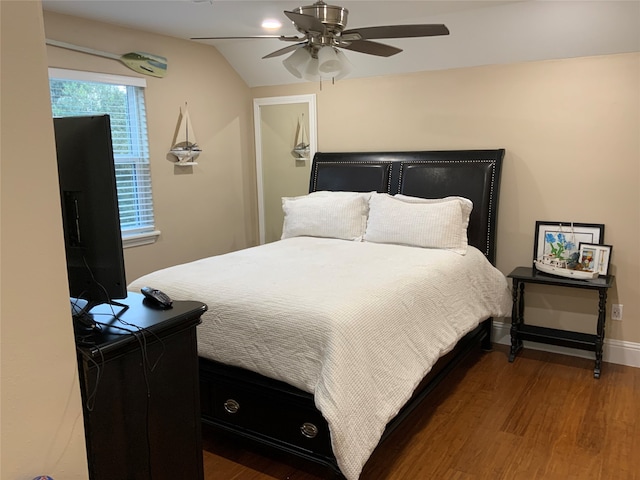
[533,221,605,269]
[579,243,612,276]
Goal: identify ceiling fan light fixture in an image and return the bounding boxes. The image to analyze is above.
[282,47,311,78]
[317,46,341,75]
[332,50,352,80]
[303,57,320,81]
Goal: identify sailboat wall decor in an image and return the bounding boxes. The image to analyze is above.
[169,104,202,166]
[291,114,310,161]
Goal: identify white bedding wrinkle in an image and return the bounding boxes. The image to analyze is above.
[128,237,511,480]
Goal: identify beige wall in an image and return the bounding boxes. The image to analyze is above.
[43,10,258,283]
[253,54,640,345]
[1,1,89,478]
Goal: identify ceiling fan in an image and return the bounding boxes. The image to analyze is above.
[192,0,449,81]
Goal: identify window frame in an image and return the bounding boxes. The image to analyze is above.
[48,68,160,248]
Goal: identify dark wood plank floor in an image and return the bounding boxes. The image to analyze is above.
[202,345,640,480]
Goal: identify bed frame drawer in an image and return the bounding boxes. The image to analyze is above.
[199,360,335,461]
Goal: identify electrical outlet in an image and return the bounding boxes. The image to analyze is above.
[611,304,623,321]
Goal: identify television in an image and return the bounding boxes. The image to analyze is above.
[53,115,128,325]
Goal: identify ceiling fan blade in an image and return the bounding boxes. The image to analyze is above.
[341,24,449,41]
[191,35,303,41]
[340,40,402,57]
[262,43,307,59]
[284,10,326,34]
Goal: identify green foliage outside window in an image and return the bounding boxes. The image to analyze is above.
[49,77,154,236]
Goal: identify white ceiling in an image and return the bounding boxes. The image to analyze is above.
[41,0,640,88]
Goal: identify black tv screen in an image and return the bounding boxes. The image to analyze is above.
[53,115,127,314]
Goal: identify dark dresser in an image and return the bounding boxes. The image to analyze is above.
[75,293,207,480]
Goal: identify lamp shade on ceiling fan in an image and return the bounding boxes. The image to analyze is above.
[287,46,352,81]
[303,57,320,81]
[317,46,342,75]
[282,47,311,78]
[332,50,352,80]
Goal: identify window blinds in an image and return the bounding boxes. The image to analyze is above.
[48,68,157,243]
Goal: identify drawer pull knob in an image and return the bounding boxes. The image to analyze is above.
[223,399,240,414]
[300,422,318,438]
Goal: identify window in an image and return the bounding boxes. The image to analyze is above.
[48,68,159,247]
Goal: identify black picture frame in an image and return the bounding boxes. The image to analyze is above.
[533,221,605,269]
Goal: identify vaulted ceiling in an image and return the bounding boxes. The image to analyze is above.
[41,1,640,88]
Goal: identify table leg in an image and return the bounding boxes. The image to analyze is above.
[509,279,524,362]
[594,288,607,379]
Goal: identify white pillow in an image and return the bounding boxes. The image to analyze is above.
[395,194,473,233]
[308,190,375,202]
[281,192,370,241]
[363,194,473,254]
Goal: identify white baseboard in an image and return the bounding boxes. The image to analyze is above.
[492,321,640,369]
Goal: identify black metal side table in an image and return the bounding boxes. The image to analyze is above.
[507,266,614,378]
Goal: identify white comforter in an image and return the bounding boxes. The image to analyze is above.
[128,237,511,479]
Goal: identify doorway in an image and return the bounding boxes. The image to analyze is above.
[254,95,317,244]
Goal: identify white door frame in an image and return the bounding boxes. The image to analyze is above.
[254,94,317,244]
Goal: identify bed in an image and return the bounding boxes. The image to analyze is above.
[128,149,509,480]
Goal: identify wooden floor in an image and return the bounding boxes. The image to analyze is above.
[202,345,640,480]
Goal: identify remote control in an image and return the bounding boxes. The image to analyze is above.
[140,286,173,309]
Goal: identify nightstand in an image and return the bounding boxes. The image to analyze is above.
[507,266,614,378]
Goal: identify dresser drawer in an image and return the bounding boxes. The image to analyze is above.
[199,361,333,458]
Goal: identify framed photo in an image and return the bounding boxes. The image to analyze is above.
[533,221,604,268]
[579,243,612,276]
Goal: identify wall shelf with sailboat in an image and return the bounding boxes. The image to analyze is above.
[169,103,201,166]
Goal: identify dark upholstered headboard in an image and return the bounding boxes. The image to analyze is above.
[309,150,505,264]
